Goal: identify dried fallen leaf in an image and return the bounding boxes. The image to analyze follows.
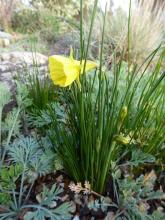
[56,175,63,183]
[104,211,115,220]
[36,194,42,203]
[143,170,156,187]
[61,194,69,202]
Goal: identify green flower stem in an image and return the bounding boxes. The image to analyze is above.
[98,141,116,193]
[0,108,2,148]
[18,164,26,208]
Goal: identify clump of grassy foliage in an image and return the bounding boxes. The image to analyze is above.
[42,0,165,194]
[0,0,18,30]
[49,53,165,193]
[14,0,164,197]
[98,0,165,65]
[23,69,56,111]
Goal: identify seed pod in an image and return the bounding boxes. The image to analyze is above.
[120,106,128,121]
[96,137,101,153]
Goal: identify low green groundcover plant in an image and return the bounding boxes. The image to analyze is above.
[0,83,72,219]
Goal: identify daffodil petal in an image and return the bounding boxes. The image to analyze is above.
[81,60,97,73]
[49,55,80,87]
[49,54,97,87]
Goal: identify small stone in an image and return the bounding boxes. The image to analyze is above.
[3,38,10,47]
[59,182,65,188]
[73,215,80,220]
[36,194,42,203]
[49,201,57,208]
[157,206,164,212]
[0,31,12,39]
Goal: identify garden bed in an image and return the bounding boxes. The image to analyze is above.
[0,0,165,220]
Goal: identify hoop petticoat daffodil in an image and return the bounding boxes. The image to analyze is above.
[48,52,97,87]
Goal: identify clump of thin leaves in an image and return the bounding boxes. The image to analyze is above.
[99,0,165,65]
[25,72,56,110]
[16,52,56,111]
[50,53,165,193]
[46,0,165,193]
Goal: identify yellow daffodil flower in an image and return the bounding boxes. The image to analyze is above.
[49,53,97,87]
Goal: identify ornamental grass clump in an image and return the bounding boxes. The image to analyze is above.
[48,0,165,193]
[101,0,165,66]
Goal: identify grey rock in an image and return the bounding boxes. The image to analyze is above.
[0,51,48,95]
[0,31,12,39]
[0,51,48,66]
[50,32,99,59]
[50,32,80,56]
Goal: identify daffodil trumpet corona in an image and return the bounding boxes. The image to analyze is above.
[48,51,97,87]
